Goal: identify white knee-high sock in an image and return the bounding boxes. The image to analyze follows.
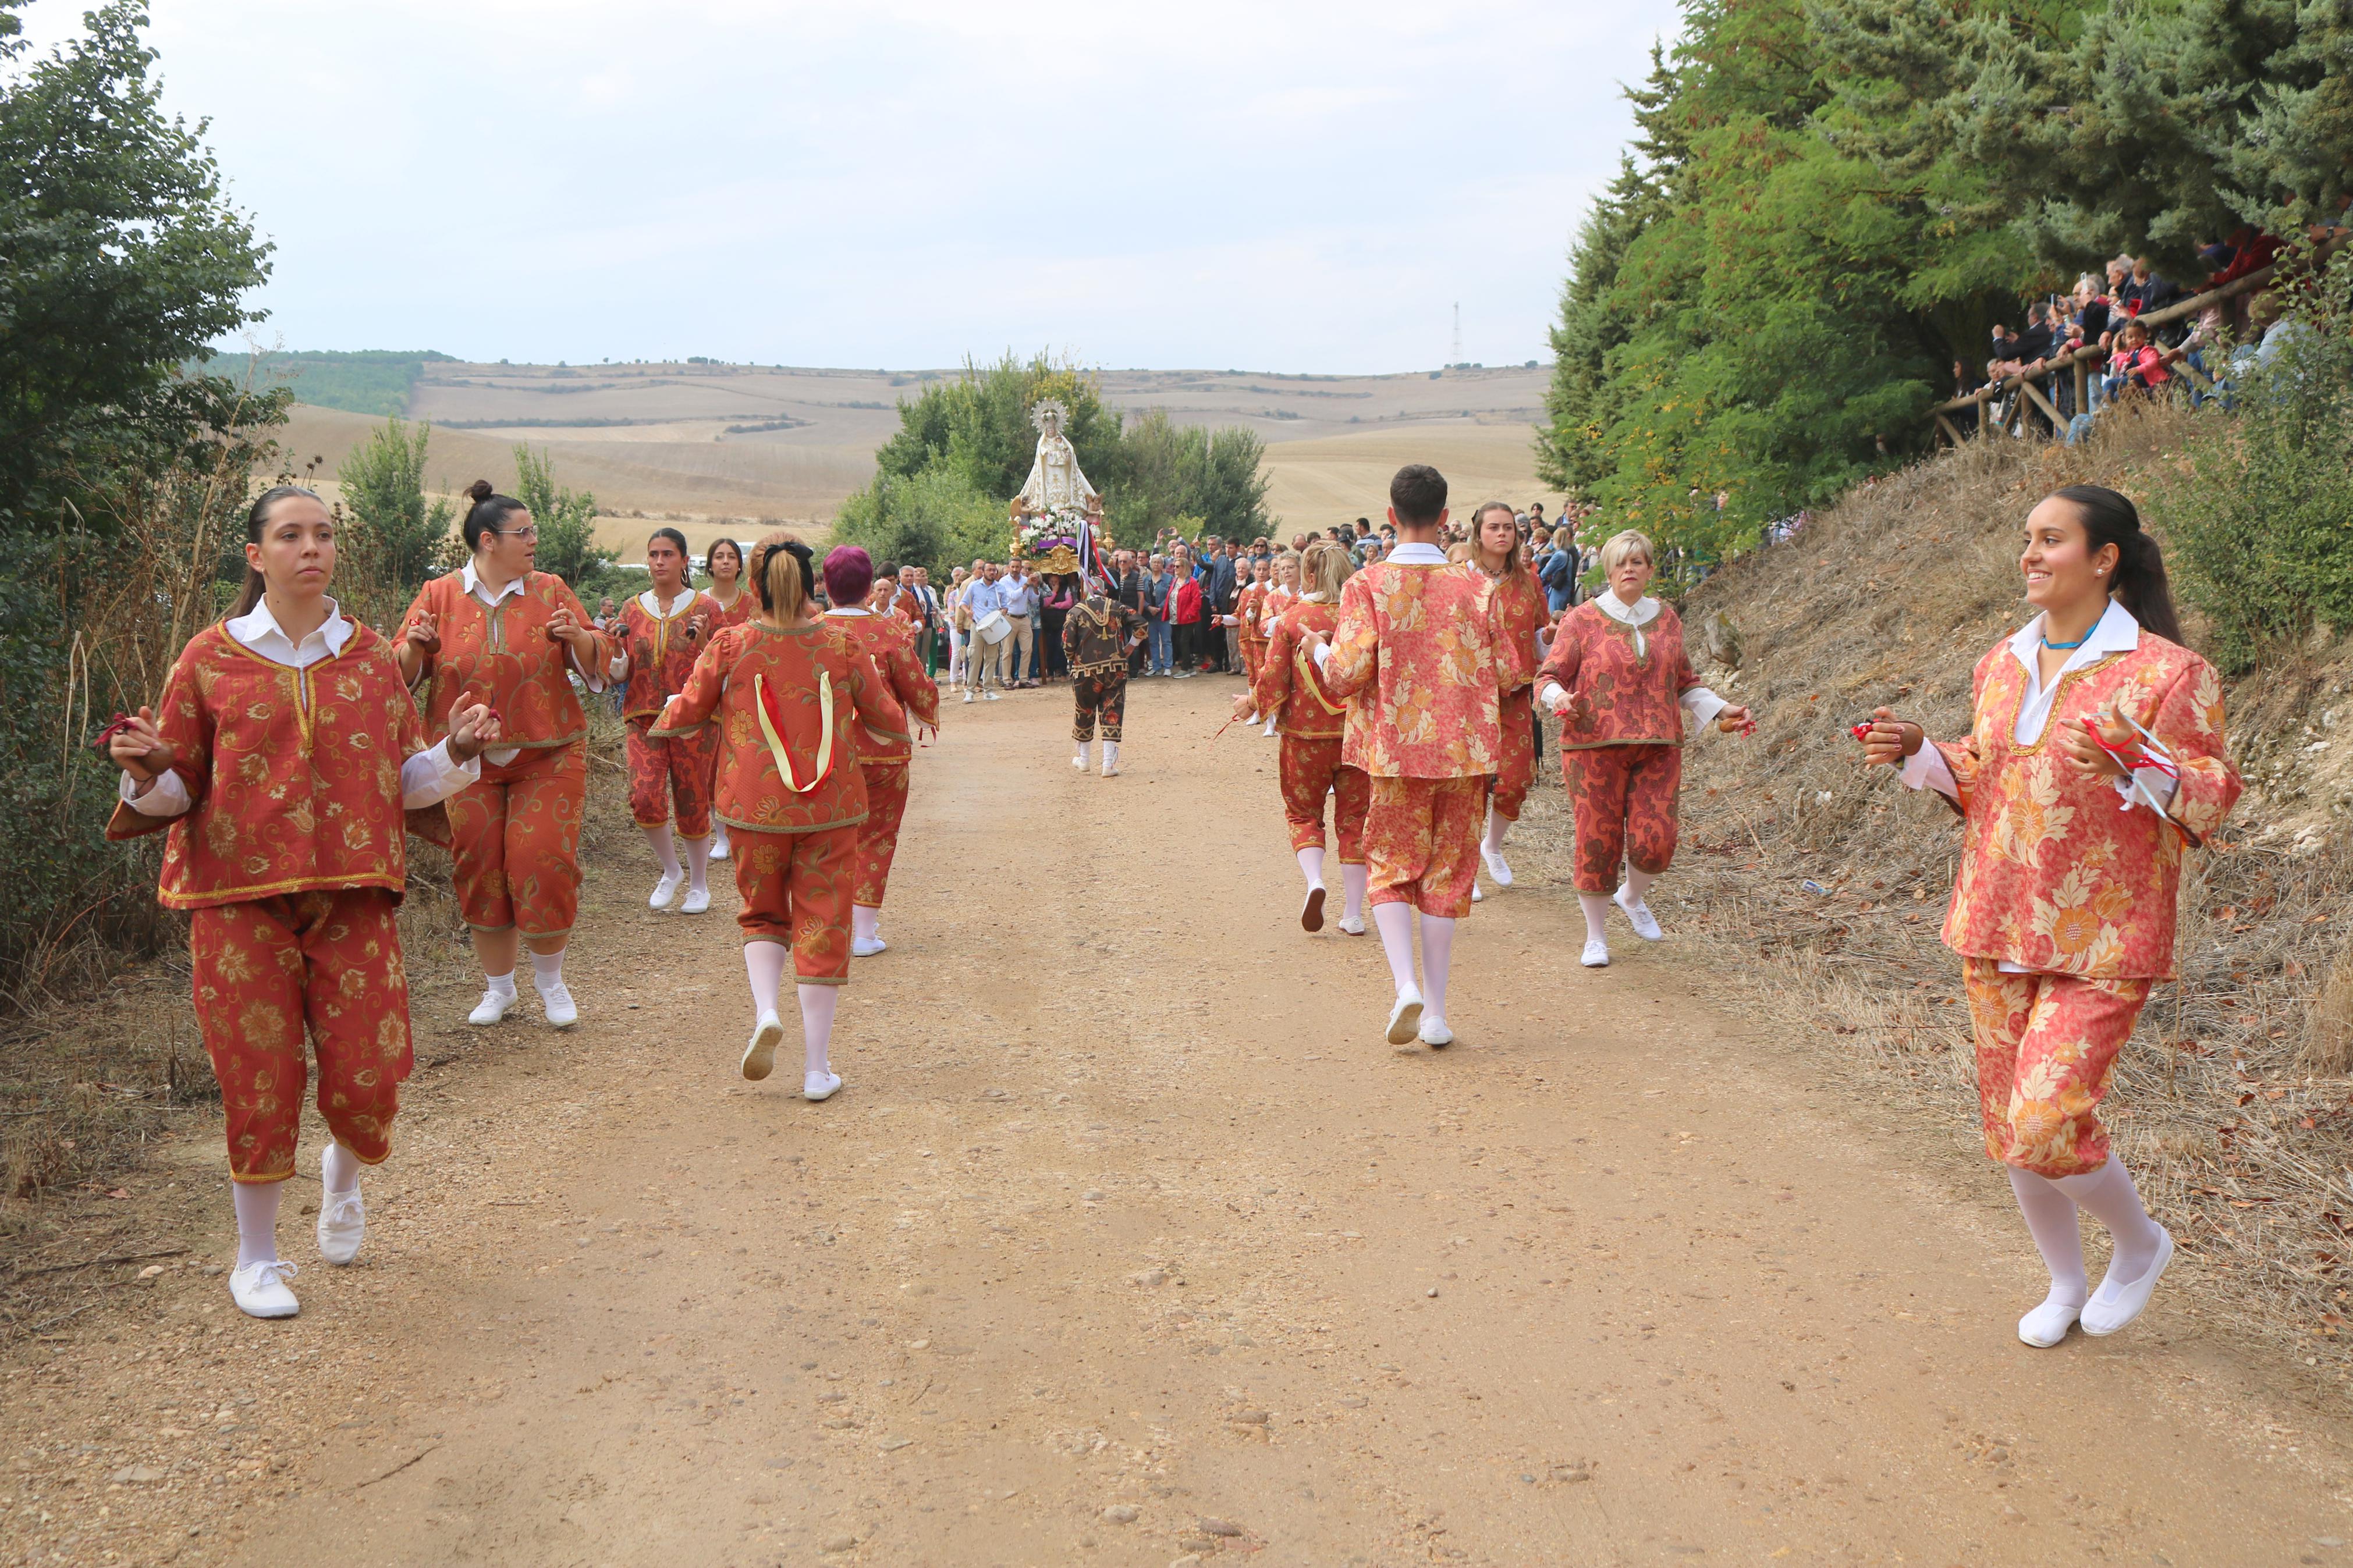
[1578,893,1613,944]
[684,834,711,895]
[1483,807,1509,855]
[645,823,682,879]
[321,1139,360,1197]
[1074,738,1088,765]
[2007,1167,2089,1303]
[1372,903,1418,994]
[233,1182,282,1268]
[1297,846,1326,890]
[1620,867,1657,906]
[1340,863,1367,920]
[799,984,839,1076]
[528,948,565,990]
[2053,1158,2165,1281]
[744,942,787,1020]
[1419,914,1456,1022]
[852,905,879,943]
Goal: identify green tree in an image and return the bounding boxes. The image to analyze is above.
[336,418,450,596]
[829,467,1009,578]
[0,1,281,997]
[512,444,620,593]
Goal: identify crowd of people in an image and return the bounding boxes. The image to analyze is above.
[1960,218,2350,438]
[101,458,2245,1368]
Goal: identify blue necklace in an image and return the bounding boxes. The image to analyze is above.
[2042,629,2091,649]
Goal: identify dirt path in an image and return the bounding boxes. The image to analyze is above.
[9,677,2352,1566]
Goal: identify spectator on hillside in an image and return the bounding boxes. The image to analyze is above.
[1536,527,1578,613]
[2103,318,2171,402]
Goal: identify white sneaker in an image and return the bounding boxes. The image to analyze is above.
[851,935,888,958]
[803,1069,843,1102]
[1581,937,1610,968]
[681,884,712,915]
[984,691,1001,702]
[963,689,975,704]
[316,1187,365,1266]
[1386,987,1425,1046]
[1101,744,1121,778]
[709,827,731,862]
[1337,913,1366,936]
[1072,751,1088,770]
[468,987,514,1026]
[536,980,578,1029]
[1482,844,1514,887]
[1418,1015,1455,1048]
[1472,885,1484,903]
[1614,885,1663,941]
[2017,1290,2085,1348]
[2082,1230,2174,1336]
[228,1259,300,1319]
[1262,720,1277,737]
[741,1012,786,1082]
[649,871,683,910]
[1300,885,1326,933]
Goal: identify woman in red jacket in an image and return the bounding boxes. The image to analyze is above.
[1169,545,1206,680]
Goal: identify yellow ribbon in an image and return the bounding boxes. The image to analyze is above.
[1296,637,1348,716]
[753,671,833,792]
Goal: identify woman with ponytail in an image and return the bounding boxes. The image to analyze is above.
[651,532,907,1100]
[106,486,498,1318]
[1861,483,2240,1348]
[396,481,615,1029]
[612,528,725,912]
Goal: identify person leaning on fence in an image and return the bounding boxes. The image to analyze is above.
[106,484,498,1320]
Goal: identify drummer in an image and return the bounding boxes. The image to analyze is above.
[961,560,1010,703]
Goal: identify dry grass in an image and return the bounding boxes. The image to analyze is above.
[1541,405,2353,1388]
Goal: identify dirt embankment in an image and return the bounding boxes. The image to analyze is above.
[1631,407,2353,1386]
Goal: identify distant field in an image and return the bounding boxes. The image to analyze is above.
[267,358,1560,560]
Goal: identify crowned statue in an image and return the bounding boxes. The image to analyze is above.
[1012,398,1108,578]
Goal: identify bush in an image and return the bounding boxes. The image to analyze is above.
[336,417,452,605]
[513,445,625,598]
[2150,252,2353,674]
[831,467,1009,578]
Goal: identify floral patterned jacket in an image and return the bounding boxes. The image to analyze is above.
[1320,555,1528,778]
[1935,630,2240,979]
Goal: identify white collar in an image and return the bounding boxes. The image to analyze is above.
[638,585,694,617]
[226,595,351,660]
[825,606,871,617]
[2010,598,2139,674]
[1595,589,1660,628]
[1301,591,1330,603]
[461,559,528,604]
[1388,542,1447,565]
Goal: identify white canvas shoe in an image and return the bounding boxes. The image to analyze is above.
[467,987,514,1026]
[850,935,888,958]
[1101,743,1121,777]
[963,689,975,704]
[984,691,1001,702]
[1336,913,1366,936]
[1482,844,1514,887]
[316,1187,365,1266]
[2082,1231,2174,1336]
[803,1069,843,1102]
[648,871,683,910]
[681,885,712,915]
[536,980,579,1029]
[228,1259,300,1320]
[1386,987,1425,1046]
[1300,885,1326,933]
[1580,937,1610,968]
[1614,885,1664,941]
[2017,1290,2085,1348]
[709,826,731,862]
[1418,1015,1454,1048]
[1072,749,1088,770]
[1472,885,1484,903]
[741,1012,786,1082]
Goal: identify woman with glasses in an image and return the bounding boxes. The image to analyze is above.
[397,481,614,1029]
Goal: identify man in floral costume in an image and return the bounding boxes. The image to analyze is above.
[1301,464,1527,1050]
[1063,581,1146,777]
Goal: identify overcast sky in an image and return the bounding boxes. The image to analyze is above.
[23,0,1682,374]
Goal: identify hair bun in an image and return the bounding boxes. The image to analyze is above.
[465,479,495,503]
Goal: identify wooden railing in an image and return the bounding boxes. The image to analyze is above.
[1924,236,2344,445]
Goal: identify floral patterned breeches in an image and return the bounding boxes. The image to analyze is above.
[732,826,854,984]
[1963,958,2153,1178]
[1563,742,1681,894]
[852,762,910,909]
[1279,736,1369,862]
[1490,688,1536,823]
[1071,672,1126,743]
[448,744,585,938]
[626,717,714,838]
[1364,774,1485,919]
[190,890,411,1183]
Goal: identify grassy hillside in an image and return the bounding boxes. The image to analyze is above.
[200,349,456,415]
[1556,407,2353,1387]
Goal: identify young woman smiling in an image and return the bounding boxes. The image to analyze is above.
[612,528,723,912]
[1861,484,2241,1347]
[1462,500,1550,895]
[397,481,613,1029]
[701,537,753,863]
[108,486,497,1319]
